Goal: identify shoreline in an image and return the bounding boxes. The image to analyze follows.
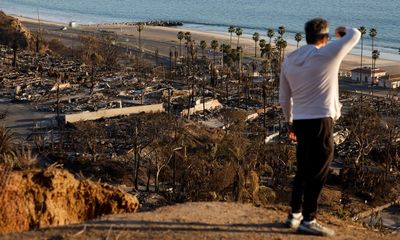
[9,12,400,74]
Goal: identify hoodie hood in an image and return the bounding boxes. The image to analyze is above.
[286,45,318,67]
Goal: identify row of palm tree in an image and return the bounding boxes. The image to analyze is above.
[175,24,395,87]
[228,26,243,49]
[225,26,291,87]
[175,35,221,65]
[358,27,379,83]
[173,31,286,102]
[176,31,194,59]
[234,25,304,60]
[175,24,386,103]
[175,25,304,66]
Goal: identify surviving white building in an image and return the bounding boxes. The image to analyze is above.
[351,67,386,84]
[378,74,400,89]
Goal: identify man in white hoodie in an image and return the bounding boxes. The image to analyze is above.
[279,18,361,236]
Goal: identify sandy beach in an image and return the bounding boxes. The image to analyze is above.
[12,14,400,74]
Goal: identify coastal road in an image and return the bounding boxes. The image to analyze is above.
[339,79,400,99]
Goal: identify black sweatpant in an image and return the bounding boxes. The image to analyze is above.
[290,117,334,221]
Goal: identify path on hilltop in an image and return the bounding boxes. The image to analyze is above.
[2,202,398,240]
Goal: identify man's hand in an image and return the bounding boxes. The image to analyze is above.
[335,26,346,38]
[285,123,297,142]
[288,126,297,142]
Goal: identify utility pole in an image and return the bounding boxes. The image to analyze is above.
[155,48,159,66]
[134,122,139,189]
[262,85,267,141]
[238,48,243,106]
[169,48,173,76]
[56,77,60,127]
[174,50,178,77]
[36,8,42,54]
[202,79,206,120]
[219,43,224,90]
[167,87,172,114]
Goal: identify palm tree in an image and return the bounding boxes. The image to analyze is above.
[264,43,272,60]
[369,28,377,71]
[199,40,207,58]
[371,49,380,93]
[235,27,243,49]
[359,26,367,83]
[188,40,197,63]
[219,43,231,97]
[278,26,286,38]
[369,28,377,51]
[281,40,288,60]
[211,40,219,85]
[136,22,145,52]
[295,33,303,48]
[228,26,236,47]
[267,28,274,44]
[371,49,380,84]
[184,32,192,43]
[259,39,266,57]
[219,44,230,73]
[372,49,380,65]
[211,40,219,66]
[252,32,260,57]
[275,37,287,67]
[177,31,184,56]
[184,32,192,60]
[262,43,273,81]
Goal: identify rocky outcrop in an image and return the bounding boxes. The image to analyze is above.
[0,166,139,234]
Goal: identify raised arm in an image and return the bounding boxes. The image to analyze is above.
[320,27,361,60]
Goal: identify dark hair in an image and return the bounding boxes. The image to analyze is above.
[305,18,329,44]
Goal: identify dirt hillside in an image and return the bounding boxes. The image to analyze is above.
[2,202,398,240]
[0,166,139,234]
[0,11,47,52]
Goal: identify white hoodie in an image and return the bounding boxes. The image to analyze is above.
[279,28,361,123]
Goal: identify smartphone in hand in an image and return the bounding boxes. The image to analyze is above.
[335,26,346,38]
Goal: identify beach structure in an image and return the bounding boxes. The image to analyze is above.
[378,74,400,89]
[69,21,78,28]
[350,67,386,83]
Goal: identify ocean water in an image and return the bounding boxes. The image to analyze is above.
[1,0,399,60]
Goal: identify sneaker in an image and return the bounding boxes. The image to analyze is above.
[297,219,335,236]
[284,212,303,229]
